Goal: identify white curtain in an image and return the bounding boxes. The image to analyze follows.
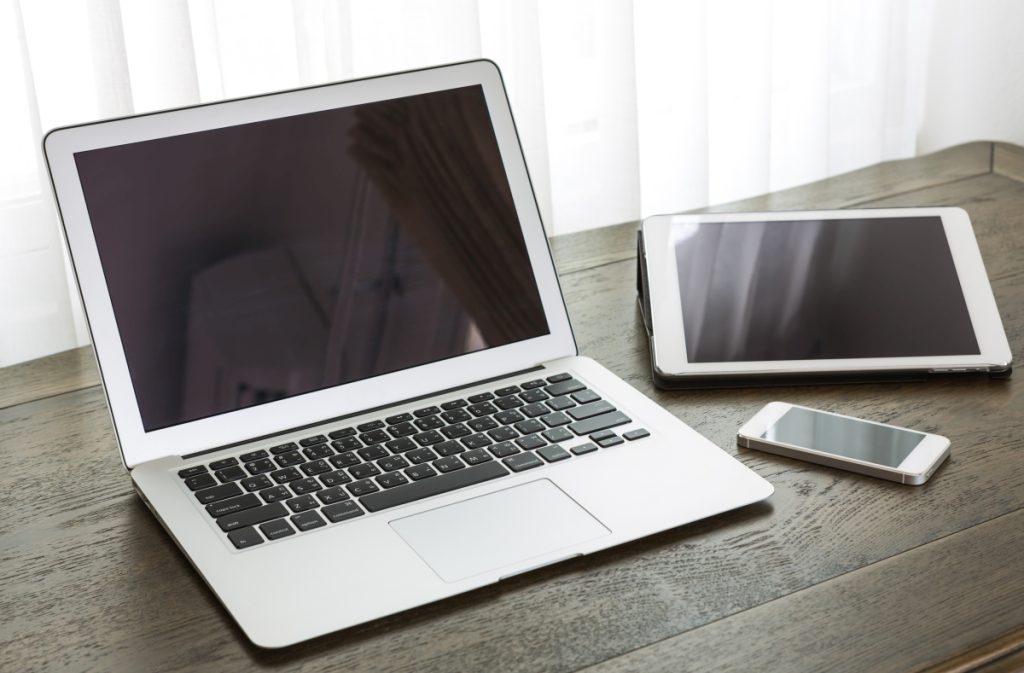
[2,0,1023,367]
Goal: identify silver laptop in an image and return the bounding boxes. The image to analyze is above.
[44,60,772,647]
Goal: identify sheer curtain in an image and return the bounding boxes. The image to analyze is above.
[2,0,1023,367]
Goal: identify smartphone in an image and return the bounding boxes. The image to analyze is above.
[737,402,950,485]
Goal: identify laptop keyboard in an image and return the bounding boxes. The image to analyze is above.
[176,373,650,550]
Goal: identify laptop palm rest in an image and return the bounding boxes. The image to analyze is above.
[389,479,610,583]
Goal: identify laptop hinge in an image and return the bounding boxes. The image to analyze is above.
[180,364,547,461]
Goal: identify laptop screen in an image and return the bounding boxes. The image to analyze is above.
[74,85,550,432]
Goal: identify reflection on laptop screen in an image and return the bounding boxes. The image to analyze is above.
[74,85,550,432]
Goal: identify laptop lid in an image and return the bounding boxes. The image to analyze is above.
[44,60,576,468]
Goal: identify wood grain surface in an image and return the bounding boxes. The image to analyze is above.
[1,142,1021,673]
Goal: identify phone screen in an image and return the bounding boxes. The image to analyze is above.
[763,407,926,468]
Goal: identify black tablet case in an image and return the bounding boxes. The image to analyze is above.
[635,231,1009,389]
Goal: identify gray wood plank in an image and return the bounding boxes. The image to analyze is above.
[0,346,99,410]
[993,142,1024,183]
[581,509,1024,673]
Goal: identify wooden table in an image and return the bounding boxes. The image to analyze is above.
[2,141,1022,673]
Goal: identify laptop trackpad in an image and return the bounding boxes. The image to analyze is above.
[389,479,610,583]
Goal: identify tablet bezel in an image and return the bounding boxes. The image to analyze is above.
[642,207,1012,380]
[44,60,576,468]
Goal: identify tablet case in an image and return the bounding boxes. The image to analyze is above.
[635,230,1010,389]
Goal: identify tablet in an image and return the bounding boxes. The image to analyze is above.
[638,208,1012,387]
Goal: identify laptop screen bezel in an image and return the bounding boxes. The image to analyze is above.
[44,60,576,469]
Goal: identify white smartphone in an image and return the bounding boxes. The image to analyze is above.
[737,402,950,485]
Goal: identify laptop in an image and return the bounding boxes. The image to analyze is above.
[44,59,773,647]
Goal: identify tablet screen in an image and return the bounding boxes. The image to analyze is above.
[673,216,979,362]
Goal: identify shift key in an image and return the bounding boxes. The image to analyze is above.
[568,411,631,436]
[217,502,288,532]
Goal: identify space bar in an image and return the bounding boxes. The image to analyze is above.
[359,462,510,513]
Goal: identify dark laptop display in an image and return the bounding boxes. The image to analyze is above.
[74,85,549,431]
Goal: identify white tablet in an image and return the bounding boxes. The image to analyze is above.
[638,208,1012,387]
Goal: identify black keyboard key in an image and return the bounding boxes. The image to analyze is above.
[414,430,444,446]
[386,412,413,425]
[286,494,319,513]
[489,441,518,458]
[301,459,331,476]
[434,440,465,457]
[543,427,574,443]
[441,409,472,424]
[227,527,263,549]
[332,436,362,451]
[441,423,472,439]
[178,465,208,479]
[299,435,328,447]
[503,452,543,472]
[245,458,276,475]
[239,449,269,462]
[291,510,326,532]
[217,502,287,532]
[259,485,291,503]
[433,455,465,473]
[546,379,585,397]
[521,379,547,389]
[468,401,498,417]
[322,500,364,523]
[570,442,599,455]
[494,396,524,410]
[624,428,651,441]
[329,451,361,469]
[206,493,261,518]
[303,444,333,460]
[378,454,410,471]
[194,482,241,504]
[215,466,247,482]
[377,471,410,488]
[488,425,519,441]
[241,474,273,492]
[405,464,438,481]
[209,457,238,471]
[328,427,355,440]
[541,412,572,427]
[521,402,551,418]
[388,423,418,438]
[414,415,445,431]
[357,420,385,432]
[269,442,298,454]
[270,467,302,483]
[274,451,304,468]
[317,485,350,504]
[461,433,492,449]
[290,477,322,495]
[495,409,525,425]
[572,389,601,404]
[519,389,549,403]
[514,418,545,435]
[357,445,389,462]
[570,411,631,436]
[516,434,546,451]
[547,396,576,411]
[467,392,494,403]
[538,445,571,463]
[598,435,624,448]
[185,473,217,491]
[350,462,381,479]
[567,400,616,421]
[407,447,438,464]
[440,398,467,410]
[385,437,417,453]
[495,385,520,397]
[414,406,441,418]
[360,429,390,445]
[362,461,508,512]
[260,518,295,540]
[320,470,352,487]
[462,448,493,465]
[348,479,379,496]
[467,417,498,433]
[546,372,571,383]
[589,429,616,441]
